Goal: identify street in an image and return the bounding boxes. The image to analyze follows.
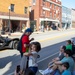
[0,29,75,75]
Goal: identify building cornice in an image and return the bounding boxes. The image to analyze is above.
[0,12,29,20]
[0,12,29,18]
[46,0,61,7]
[39,18,59,22]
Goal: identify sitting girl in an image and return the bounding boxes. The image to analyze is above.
[15,41,41,75]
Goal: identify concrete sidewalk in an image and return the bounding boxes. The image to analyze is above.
[0,31,56,37]
[1,28,75,37]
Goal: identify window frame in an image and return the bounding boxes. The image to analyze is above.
[10,4,15,12]
[24,7,28,14]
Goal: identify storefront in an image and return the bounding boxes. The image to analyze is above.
[62,6,72,29]
[40,18,60,31]
[0,15,29,34]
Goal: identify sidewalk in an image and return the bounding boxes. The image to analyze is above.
[0,30,55,37]
[1,28,75,37]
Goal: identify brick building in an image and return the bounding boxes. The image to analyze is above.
[30,0,62,31]
[0,0,30,33]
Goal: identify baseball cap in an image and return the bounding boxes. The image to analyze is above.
[25,28,33,33]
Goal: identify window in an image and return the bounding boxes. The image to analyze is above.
[43,0,45,2]
[43,10,45,16]
[24,7,28,14]
[11,4,14,12]
[50,3,52,8]
[54,5,56,9]
[43,1,45,6]
[33,0,36,5]
[56,0,58,2]
[50,12,52,18]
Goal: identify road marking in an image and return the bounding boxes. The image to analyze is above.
[37,52,59,63]
[8,52,59,75]
[38,31,75,42]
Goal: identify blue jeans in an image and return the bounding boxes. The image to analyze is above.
[29,67,38,74]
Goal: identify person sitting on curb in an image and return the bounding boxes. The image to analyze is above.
[66,40,72,51]
[15,41,41,75]
[39,50,74,75]
[48,45,66,68]
[61,62,72,75]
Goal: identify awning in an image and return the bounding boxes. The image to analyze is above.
[40,18,59,23]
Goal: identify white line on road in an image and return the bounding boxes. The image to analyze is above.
[8,52,59,75]
[37,52,59,63]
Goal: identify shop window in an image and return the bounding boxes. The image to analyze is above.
[50,12,52,18]
[50,3,52,8]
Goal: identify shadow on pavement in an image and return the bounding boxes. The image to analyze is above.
[0,54,21,75]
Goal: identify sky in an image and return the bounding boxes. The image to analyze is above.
[62,0,75,8]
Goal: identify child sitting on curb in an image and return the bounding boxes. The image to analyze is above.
[61,62,72,75]
[15,41,41,75]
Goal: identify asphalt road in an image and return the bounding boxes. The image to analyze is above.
[0,29,75,75]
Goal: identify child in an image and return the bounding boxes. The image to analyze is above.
[19,41,41,75]
[61,62,72,75]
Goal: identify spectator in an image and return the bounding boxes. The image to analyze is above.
[48,45,66,67]
[66,40,72,51]
[39,50,74,75]
[61,62,72,75]
[20,42,41,74]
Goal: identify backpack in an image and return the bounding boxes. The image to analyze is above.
[17,38,22,53]
[17,34,24,53]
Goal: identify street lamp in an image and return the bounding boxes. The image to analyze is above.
[29,6,32,28]
[8,6,11,35]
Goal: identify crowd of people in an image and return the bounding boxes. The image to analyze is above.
[14,28,75,75]
[39,39,75,75]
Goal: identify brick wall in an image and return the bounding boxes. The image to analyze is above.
[0,0,29,15]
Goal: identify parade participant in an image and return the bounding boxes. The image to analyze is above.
[17,28,34,57]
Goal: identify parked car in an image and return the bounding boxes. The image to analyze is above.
[0,35,19,50]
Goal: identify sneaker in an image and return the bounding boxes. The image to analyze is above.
[39,70,44,75]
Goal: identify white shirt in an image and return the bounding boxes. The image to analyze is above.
[28,51,38,67]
